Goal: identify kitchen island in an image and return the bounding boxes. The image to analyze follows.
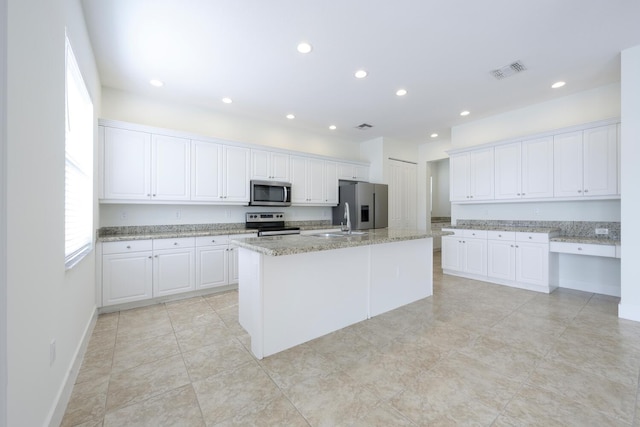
[233,229,433,359]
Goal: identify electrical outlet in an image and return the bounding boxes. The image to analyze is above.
[595,228,609,235]
[50,340,56,366]
[175,210,181,219]
[120,211,127,220]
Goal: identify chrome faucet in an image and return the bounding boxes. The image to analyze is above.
[343,202,352,234]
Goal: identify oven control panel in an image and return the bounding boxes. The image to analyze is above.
[246,212,285,222]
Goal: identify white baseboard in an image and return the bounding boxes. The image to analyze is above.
[558,279,620,297]
[48,307,97,427]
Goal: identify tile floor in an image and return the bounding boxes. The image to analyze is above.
[62,253,640,426]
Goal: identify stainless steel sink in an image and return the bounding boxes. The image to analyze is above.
[308,231,368,238]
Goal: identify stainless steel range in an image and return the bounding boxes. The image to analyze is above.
[245,212,301,236]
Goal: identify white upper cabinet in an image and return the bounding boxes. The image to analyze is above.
[251,150,290,181]
[103,128,190,201]
[554,124,617,197]
[152,135,191,201]
[191,141,250,203]
[103,127,152,200]
[337,163,369,181]
[450,148,494,201]
[324,161,339,204]
[494,137,553,200]
[290,156,337,205]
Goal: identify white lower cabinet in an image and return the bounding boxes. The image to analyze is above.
[442,230,487,277]
[445,228,555,293]
[102,233,256,307]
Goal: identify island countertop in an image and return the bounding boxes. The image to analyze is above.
[232,228,434,256]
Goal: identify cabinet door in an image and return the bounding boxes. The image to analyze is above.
[515,242,549,287]
[337,163,356,180]
[441,237,462,271]
[290,156,308,204]
[152,135,191,201]
[324,161,338,204]
[191,140,223,201]
[494,143,522,200]
[354,165,369,181]
[103,127,151,200]
[449,153,470,201]
[469,148,494,200]
[463,238,487,276]
[270,152,290,181]
[195,246,228,289]
[223,146,250,202]
[102,252,153,305]
[583,125,617,196]
[487,240,516,280]
[522,136,554,199]
[306,158,325,203]
[553,131,583,197]
[250,150,271,180]
[228,246,239,284]
[153,248,195,297]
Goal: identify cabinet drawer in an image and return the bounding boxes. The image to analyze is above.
[442,228,463,237]
[550,242,616,258]
[516,232,549,243]
[102,239,152,255]
[487,231,515,241]
[196,235,230,247]
[153,237,196,250]
[463,229,487,239]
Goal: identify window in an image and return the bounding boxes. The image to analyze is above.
[65,34,94,269]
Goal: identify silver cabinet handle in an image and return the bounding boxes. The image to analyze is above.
[126,245,131,249]
[578,247,583,251]
[148,256,152,259]
[584,189,589,193]
[174,242,178,245]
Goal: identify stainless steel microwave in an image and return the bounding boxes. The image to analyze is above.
[249,180,292,206]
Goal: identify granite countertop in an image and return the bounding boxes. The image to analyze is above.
[232,229,434,256]
[550,236,621,246]
[442,225,561,234]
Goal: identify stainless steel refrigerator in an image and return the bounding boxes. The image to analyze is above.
[333,182,388,230]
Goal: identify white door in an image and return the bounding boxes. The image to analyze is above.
[228,245,239,284]
[354,165,369,181]
[469,148,494,200]
[191,140,223,201]
[102,252,153,305]
[494,143,522,200]
[152,134,191,201]
[103,127,151,200]
[522,136,554,199]
[515,242,549,287]
[441,237,462,271]
[553,131,583,197]
[463,238,487,276]
[583,125,617,196]
[290,156,308,204]
[153,248,195,297]
[195,245,228,289]
[306,158,325,203]
[270,152,290,181]
[223,146,250,202]
[487,240,516,280]
[324,161,338,204]
[250,149,271,180]
[449,153,470,201]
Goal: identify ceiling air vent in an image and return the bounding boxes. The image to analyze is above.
[355,123,373,130]
[490,60,527,80]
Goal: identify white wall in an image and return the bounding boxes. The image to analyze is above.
[619,45,640,321]
[100,204,333,227]
[0,0,7,424]
[101,87,362,161]
[6,0,101,425]
[430,159,450,217]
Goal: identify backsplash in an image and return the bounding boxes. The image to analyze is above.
[456,219,620,240]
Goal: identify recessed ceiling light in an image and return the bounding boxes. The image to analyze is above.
[430,133,438,138]
[297,42,312,54]
[222,97,233,104]
[286,114,295,120]
[396,89,407,96]
[149,79,164,87]
[354,70,368,79]
[329,125,337,130]
[551,81,566,89]
[460,110,470,116]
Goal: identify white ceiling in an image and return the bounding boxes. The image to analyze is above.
[81,0,640,146]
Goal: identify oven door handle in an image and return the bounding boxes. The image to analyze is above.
[283,186,288,203]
